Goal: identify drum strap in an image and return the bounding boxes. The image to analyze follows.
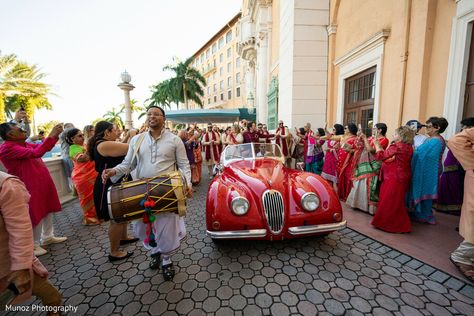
[124,133,146,182]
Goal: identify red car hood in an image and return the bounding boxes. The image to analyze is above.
[222,158,291,194]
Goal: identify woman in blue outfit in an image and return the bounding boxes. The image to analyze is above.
[407,116,448,224]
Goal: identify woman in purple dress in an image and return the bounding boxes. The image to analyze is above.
[434,149,465,214]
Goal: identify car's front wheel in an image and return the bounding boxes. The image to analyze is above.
[211,238,225,245]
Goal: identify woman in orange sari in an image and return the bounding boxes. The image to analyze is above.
[192,130,203,185]
[66,128,99,225]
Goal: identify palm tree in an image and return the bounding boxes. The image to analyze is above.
[163,57,206,109]
[148,79,179,110]
[0,54,52,122]
[104,106,124,128]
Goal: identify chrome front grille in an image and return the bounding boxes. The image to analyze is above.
[262,190,284,234]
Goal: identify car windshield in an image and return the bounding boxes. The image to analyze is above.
[222,143,284,165]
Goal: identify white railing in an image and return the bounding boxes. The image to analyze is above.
[42,157,75,204]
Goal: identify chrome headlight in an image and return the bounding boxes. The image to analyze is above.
[301,193,320,211]
[231,197,249,215]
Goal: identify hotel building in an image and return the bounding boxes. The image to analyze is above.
[190,13,247,111]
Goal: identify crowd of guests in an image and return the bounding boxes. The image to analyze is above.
[0,106,196,312]
[0,106,472,312]
[179,116,473,281]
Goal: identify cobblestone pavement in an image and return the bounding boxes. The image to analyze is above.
[8,174,474,316]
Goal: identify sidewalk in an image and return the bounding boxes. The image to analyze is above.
[343,203,471,283]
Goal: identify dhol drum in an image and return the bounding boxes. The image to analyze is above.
[107,171,187,223]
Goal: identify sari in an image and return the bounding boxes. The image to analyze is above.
[192,141,202,185]
[371,142,413,233]
[321,139,339,184]
[346,136,389,214]
[337,135,357,201]
[69,144,98,223]
[305,139,325,174]
[292,136,305,166]
[407,135,446,224]
[433,149,465,213]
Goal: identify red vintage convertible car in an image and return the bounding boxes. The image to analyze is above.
[206,143,346,241]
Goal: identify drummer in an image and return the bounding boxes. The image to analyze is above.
[102,106,192,281]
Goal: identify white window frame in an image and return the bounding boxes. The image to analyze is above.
[444,0,474,138]
[334,30,389,126]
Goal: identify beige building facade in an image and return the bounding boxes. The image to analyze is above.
[328,0,474,137]
[239,0,330,130]
[191,13,247,110]
[237,0,474,137]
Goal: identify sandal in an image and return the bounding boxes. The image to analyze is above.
[162,263,175,281]
[108,251,133,262]
[120,238,139,246]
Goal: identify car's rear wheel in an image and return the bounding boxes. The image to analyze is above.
[317,233,330,238]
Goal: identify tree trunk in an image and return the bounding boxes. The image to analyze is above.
[183,82,188,110]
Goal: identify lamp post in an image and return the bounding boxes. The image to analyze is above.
[118,70,135,129]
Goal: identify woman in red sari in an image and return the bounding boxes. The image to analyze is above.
[371,126,414,233]
[336,123,358,201]
[66,128,100,225]
[346,123,389,214]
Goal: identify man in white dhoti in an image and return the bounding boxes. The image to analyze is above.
[102,106,192,281]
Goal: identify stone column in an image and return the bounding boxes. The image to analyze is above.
[256,32,269,124]
[118,83,134,130]
[245,61,256,108]
[118,71,135,130]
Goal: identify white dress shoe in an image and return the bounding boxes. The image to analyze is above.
[41,236,67,246]
[34,245,48,256]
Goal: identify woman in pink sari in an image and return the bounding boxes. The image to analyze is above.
[337,123,358,201]
[321,124,344,187]
[66,128,99,225]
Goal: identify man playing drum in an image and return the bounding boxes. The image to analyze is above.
[102,106,192,281]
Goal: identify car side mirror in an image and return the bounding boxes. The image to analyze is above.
[214,164,224,174]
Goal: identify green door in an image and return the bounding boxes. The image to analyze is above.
[267,76,278,130]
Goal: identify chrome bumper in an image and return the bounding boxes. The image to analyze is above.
[207,229,267,239]
[288,220,347,236]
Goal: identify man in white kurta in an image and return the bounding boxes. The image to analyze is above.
[103,106,191,281]
[202,124,221,179]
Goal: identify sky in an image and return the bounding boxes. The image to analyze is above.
[0,0,241,128]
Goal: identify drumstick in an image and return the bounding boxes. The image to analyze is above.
[100,163,108,210]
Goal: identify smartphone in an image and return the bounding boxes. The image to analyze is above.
[410,122,418,130]
[357,124,362,131]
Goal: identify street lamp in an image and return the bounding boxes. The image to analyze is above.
[118,70,135,129]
